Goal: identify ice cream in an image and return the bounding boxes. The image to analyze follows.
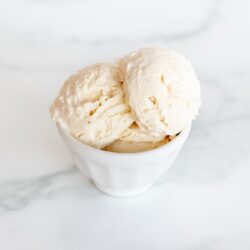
[104,122,168,153]
[104,137,171,153]
[50,63,134,149]
[50,48,201,153]
[119,48,201,136]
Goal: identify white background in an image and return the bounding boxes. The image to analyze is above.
[0,0,250,249]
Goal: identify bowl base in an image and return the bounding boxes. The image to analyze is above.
[94,182,153,197]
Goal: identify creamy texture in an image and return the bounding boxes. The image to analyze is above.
[119,123,165,142]
[104,123,171,153]
[50,48,200,151]
[50,63,134,148]
[104,136,171,153]
[119,48,201,136]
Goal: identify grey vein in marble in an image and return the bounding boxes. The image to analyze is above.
[0,168,80,215]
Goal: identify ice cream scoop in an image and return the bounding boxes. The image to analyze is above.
[104,122,168,153]
[50,63,134,149]
[119,48,201,136]
[104,137,171,153]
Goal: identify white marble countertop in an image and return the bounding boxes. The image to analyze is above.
[1,0,250,249]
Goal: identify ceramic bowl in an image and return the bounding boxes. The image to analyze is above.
[57,123,191,197]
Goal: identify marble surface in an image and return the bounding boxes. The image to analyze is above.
[1,0,250,249]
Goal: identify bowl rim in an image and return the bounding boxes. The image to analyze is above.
[56,123,191,158]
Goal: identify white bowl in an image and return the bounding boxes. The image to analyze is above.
[57,123,191,197]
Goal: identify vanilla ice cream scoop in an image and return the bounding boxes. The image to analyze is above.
[119,122,165,143]
[50,63,134,148]
[104,122,167,153]
[119,48,201,136]
[104,138,170,153]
